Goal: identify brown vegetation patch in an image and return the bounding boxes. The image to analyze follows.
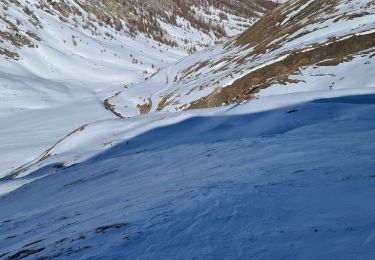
[0,47,19,59]
[157,93,178,112]
[138,98,153,115]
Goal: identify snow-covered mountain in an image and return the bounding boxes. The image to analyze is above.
[0,0,276,175]
[108,0,375,116]
[1,0,375,259]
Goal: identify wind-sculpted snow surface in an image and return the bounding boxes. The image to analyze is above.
[1,91,375,259]
[108,0,375,116]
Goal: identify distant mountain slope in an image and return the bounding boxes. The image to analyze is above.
[0,0,277,60]
[108,0,375,116]
[0,0,276,175]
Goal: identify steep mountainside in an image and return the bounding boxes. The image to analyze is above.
[108,0,375,116]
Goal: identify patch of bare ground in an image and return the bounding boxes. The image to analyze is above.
[104,91,124,118]
[179,61,210,82]
[156,93,174,112]
[0,47,19,59]
[138,97,153,115]
[0,31,35,48]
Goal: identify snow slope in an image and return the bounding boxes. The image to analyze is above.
[1,89,375,259]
